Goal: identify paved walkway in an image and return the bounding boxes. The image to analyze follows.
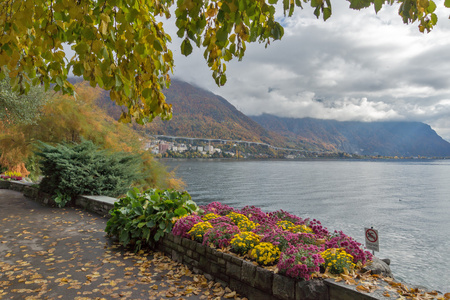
[0,189,241,300]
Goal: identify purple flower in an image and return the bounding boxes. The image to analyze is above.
[200,202,236,216]
[202,222,240,249]
[172,215,203,238]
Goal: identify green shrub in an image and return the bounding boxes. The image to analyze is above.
[105,188,200,251]
[36,140,142,202]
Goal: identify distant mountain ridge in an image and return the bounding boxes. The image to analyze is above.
[91,78,450,157]
[95,79,289,147]
[250,114,450,157]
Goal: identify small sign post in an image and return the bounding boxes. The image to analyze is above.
[364,227,379,254]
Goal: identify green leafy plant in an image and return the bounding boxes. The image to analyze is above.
[36,140,142,199]
[53,190,71,208]
[105,188,199,251]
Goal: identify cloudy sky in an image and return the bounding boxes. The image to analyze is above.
[162,0,450,141]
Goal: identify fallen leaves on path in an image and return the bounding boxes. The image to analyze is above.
[0,203,244,300]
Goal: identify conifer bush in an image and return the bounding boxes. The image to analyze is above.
[36,140,142,202]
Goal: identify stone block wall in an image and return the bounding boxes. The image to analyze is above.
[157,232,331,300]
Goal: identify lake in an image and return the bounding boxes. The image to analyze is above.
[164,159,450,292]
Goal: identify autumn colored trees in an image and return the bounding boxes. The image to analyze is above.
[0,0,445,124]
[0,82,183,190]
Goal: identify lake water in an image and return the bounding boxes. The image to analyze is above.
[164,159,450,292]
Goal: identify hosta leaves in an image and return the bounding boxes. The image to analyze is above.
[106,188,200,251]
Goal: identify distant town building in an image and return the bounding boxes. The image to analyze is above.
[159,143,170,154]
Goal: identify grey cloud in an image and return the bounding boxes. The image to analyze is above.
[166,2,450,141]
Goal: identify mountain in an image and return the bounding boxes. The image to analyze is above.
[95,79,288,147]
[250,114,450,157]
[91,78,450,157]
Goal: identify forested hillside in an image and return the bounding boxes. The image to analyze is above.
[251,114,450,157]
[96,79,292,147]
[94,78,450,157]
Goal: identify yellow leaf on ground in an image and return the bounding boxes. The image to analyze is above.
[224,291,236,298]
[356,285,370,292]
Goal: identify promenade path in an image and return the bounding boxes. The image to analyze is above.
[0,189,241,300]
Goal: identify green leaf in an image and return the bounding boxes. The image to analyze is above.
[323,7,332,20]
[119,230,130,246]
[427,0,436,13]
[74,42,89,54]
[137,222,146,228]
[126,187,139,199]
[126,8,139,23]
[133,206,144,216]
[181,39,193,56]
[348,0,372,9]
[153,40,163,52]
[374,0,383,12]
[431,13,437,25]
[174,207,188,217]
[216,27,228,43]
[271,23,283,40]
[154,229,163,241]
[445,0,450,8]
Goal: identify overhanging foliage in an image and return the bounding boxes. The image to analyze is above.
[0,0,445,123]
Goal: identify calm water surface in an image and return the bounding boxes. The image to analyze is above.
[164,159,450,292]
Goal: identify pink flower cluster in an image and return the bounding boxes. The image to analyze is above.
[171,215,202,238]
[239,205,268,223]
[171,202,373,281]
[306,219,330,238]
[267,209,306,225]
[201,202,236,215]
[277,244,325,281]
[326,231,373,265]
[202,222,240,249]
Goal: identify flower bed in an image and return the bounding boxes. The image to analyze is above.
[0,171,23,181]
[172,201,373,281]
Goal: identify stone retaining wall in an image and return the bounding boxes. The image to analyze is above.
[1,180,387,300]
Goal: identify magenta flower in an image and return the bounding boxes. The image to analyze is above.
[172,215,202,238]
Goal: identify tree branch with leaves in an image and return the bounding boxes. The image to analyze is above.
[0,0,445,124]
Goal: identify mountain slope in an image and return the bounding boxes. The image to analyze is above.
[250,114,450,157]
[95,79,289,147]
[92,78,450,157]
